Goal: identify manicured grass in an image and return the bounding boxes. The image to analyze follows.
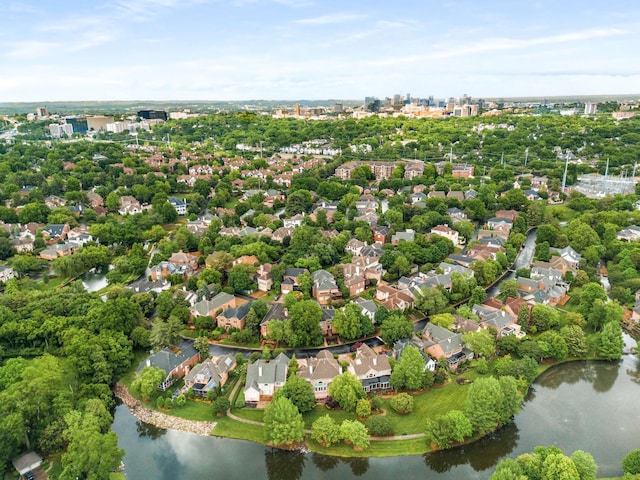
[231,407,265,422]
[158,400,216,422]
[211,416,266,443]
[309,436,429,457]
[110,473,126,480]
[302,404,358,429]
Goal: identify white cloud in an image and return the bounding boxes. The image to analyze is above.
[295,13,365,25]
[3,40,61,58]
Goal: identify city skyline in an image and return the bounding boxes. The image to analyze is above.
[1,0,640,102]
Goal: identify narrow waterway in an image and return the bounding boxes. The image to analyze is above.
[112,348,640,479]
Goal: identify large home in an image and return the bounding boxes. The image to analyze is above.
[118,195,142,215]
[184,354,236,397]
[495,209,519,222]
[0,265,16,283]
[41,223,70,243]
[297,350,342,399]
[617,225,640,242]
[487,217,513,231]
[549,246,581,271]
[280,267,308,294]
[190,292,237,318]
[373,226,389,243]
[312,269,341,305]
[256,264,273,292]
[472,304,521,338]
[391,229,415,245]
[140,340,200,391]
[346,344,392,393]
[260,303,288,338]
[351,297,378,321]
[244,353,290,405]
[169,197,187,215]
[168,250,199,270]
[375,283,414,310]
[216,302,252,330]
[345,238,367,256]
[421,322,472,371]
[430,225,460,245]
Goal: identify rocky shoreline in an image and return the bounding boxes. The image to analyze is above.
[113,382,216,436]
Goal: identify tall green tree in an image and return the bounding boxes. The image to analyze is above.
[263,396,305,447]
[328,372,365,411]
[390,345,431,391]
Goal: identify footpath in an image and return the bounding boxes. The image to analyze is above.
[113,382,217,436]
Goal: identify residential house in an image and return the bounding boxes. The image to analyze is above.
[232,255,259,267]
[472,304,520,338]
[216,302,253,330]
[244,353,290,404]
[283,214,304,229]
[421,322,472,370]
[347,344,392,393]
[169,197,187,215]
[345,238,367,256]
[139,340,200,391]
[447,191,465,202]
[168,250,199,270]
[119,196,142,215]
[39,242,78,260]
[549,246,582,272]
[190,292,237,318]
[256,264,273,292]
[617,225,640,242]
[494,209,518,222]
[280,267,308,294]
[297,350,342,399]
[12,237,34,253]
[487,217,513,231]
[447,207,468,223]
[351,297,378,321]
[373,226,389,243]
[430,225,460,245]
[411,192,427,205]
[45,195,66,209]
[320,308,336,336]
[375,283,414,310]
[41,223,70,242]
[125,277,171,294]
[391,229,415,245]
[184,355,236,397]
[150,261,195,282]
[0,265,15,283]
[272,226,294,243]
[427,190,446,199]
[312,269,341,304]
[260,303,288,338]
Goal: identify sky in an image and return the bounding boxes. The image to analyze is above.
[1,0,640,101]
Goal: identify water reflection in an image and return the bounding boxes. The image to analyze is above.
[136,420,167,440]
[343,457,369,476]
[626,357,640,385]
[265,449,306,480]
[311,453,339,472]
[423,423,519,473]
[593,361,619,393]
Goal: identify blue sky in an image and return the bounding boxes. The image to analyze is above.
[1,0,639,101]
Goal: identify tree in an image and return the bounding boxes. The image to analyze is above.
[379,314,413,345]
[623,449,640,475]
[131,366,166,400]
[365,415,393,436]
[194,336,210,359]
[286,300,323,347]
[430,313,455,330]
[537,330,568,360]
[355,398,371,419]
[390,345,430,391]
[531,303,560,332]
[570,450,597,480]
[263,396,305,446]
[328,372,365,411]
[340,420,370,451]
[228,265,256,293]
[598,321,623,360]
[280,375,316,413]
[150,317,183,348]
[500,279,520,299]
[425,410,473,449]
[415,286,448,316]
[577,283,607,319]
[560,325,588,357]
[541,453,581,480]
[311,415,341,447]
[462,330,497,358]
[389,392,414,414]
[333,304,366,341]
[465,377,504,434]
[470,286,486,306]
[59,405,124,480]
[105,192,120,212]
[213,397,230,416]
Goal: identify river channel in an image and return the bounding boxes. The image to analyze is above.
[112,346,640,479]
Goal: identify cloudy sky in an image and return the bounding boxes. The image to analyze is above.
[1,0,639,101]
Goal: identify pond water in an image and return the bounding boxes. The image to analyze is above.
[112,349,640,479]
[80,267,109,292]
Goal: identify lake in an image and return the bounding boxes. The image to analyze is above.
[112,350,640,479]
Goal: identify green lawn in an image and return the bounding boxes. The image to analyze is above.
[309,436,429,457]
[211,416,265,443]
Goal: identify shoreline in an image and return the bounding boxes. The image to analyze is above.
[113,382,217,436]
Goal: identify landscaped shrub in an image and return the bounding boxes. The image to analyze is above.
[390,393,414,414]
[370,395,383,412]
[356,398,371,419]
[213,397,230,416]
[175,394,186,407]
[155,397,164,409]
[186,388,195,399]
[623,449,640,474]
[164,398,173,410]
[235,399,244,409]
[365,416,393,436]
[476,358,489,374]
